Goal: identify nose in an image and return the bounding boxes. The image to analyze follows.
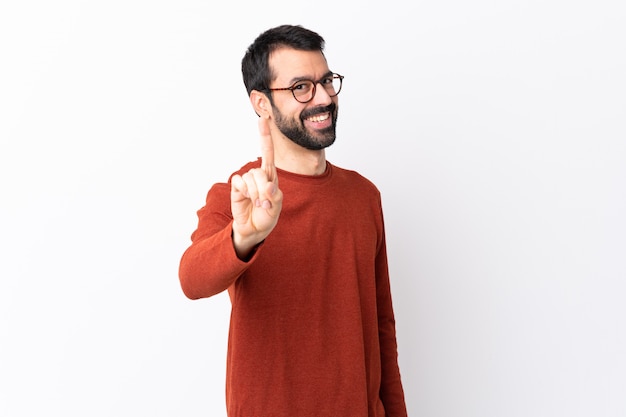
[310,81,333,105]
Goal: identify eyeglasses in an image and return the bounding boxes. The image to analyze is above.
[268,73,344,103]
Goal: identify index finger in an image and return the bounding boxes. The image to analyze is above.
[259,117,276,182]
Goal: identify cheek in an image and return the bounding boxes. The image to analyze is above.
[291,108,307,124]
[274,101,305,122]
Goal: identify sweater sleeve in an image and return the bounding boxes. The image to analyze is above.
[376,219,409,416]
[178,182,257,300]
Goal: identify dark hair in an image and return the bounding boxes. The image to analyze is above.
[241,25,325,97]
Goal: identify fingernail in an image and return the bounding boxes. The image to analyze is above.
[262,200,272,209]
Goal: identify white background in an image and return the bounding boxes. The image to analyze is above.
[1,1,625,416]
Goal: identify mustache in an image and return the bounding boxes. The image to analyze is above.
[300,102,336,120]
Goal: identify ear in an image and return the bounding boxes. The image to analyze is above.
[250,90,272,119]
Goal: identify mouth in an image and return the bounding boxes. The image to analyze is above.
[303,112,332,131]
[305,112,331,123]
[300,103,337,132]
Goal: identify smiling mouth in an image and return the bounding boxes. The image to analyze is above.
[305,112,330,123]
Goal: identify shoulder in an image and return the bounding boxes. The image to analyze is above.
[203,159,261,202]
[329,163,380,195]
[227,158,262,182]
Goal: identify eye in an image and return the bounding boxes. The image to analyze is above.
[321,76,334,85]
[292,81,312,91]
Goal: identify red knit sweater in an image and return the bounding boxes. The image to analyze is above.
[179,160,407,417]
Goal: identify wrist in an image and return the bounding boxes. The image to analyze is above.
[231,227,264,261]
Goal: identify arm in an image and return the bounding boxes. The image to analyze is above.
[178,183,254,300]
[178,117,282,300]
[376,221,409,416]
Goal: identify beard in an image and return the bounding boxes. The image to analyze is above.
[272,102,338,150]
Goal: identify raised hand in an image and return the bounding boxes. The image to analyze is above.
[230,117,283,259]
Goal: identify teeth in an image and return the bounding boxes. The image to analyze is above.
[307,113,330,123]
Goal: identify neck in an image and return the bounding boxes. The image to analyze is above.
[275,146,327,176]
[272,130,328,176]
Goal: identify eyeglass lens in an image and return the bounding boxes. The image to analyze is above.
[293,75,342,103]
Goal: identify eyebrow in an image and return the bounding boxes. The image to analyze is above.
[287,70,334,86]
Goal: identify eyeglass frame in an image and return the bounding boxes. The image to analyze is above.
[267,73,344,103]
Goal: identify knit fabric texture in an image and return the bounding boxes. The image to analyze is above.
[179,159,407,417]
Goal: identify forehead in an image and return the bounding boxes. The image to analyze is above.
[269,47,330,83]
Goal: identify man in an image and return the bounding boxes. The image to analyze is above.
[179,24,408,417]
